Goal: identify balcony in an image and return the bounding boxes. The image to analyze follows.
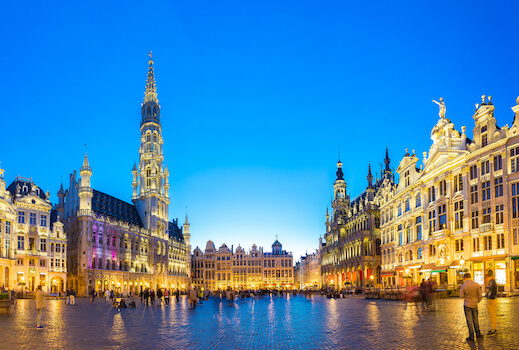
[480,222,493,233]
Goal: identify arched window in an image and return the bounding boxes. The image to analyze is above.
[398,252,403,263]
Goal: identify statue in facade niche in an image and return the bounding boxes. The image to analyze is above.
[432,97,446,119]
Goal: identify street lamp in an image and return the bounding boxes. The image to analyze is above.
[405,268,410,287]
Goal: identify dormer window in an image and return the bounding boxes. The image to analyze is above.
[481,126,488,147]
[404,170,410,187]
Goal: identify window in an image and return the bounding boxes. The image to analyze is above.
[481,160,490,175]
[494,155,502,171]
[497,233,505,249]
[484,236,492,250]
[438,204,447,229]
[495,205,504,225]
[40,238,46,252]
[18,211,25,224]
[470,185,478,204]
[515,229,519,246]
[494,177,503,197]
[513,183,519,219]
[56,244,60,253]
[511,147,519,173]
[455,238,464,252]
[454,201,464,230]
[428,186,436,203]
[398,204,402,217]
[404,170,410,187]
[471,210,479,229]
[415,194,421,207]
[470,165,478,180]
[29,213,36,225]
[99,234,103,245]
[398,225,403,245]
[405,198,410,212]
[17,236,24,250]
[481,126,488,147]
[454,174,463,192]
[482,181,490,201]
[407,227,412,243]
[473,237,480,252]
[417,248,422,259]
[429,244,436,256]
[40,260,46,267]
[428,210,436,233]
[40,215,47,227]
[439,180,447,196]
[483,207,491,224]
[6,221,10,234]
[416,216,422,241]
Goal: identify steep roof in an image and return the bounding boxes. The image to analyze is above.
[91,189,143,227]
[6,179,47,200]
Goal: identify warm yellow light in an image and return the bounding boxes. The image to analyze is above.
[460,259,465,266]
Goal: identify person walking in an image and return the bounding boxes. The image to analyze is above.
[144,289,149,305]
[164,288,169,305]
[460,272,483,341]
[70,288,76,305]
[90,288,96,302]
[35,286,47,329]
[139,290,144,303]
[175,289,180,303]
[420,279,428,311]
[486,270,498,336]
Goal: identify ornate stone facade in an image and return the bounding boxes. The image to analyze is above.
[380,96,519,293]
[320,153,394,290]
[191,240,294,291]
[0,171,67,293]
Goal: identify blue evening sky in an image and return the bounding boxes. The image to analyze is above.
[1,1,518,260]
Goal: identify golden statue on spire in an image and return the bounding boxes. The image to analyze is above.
[148,50,153,65]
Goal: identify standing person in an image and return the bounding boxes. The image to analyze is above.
[90,288,96,303]
[460,273,483,341]
[189,287,197,309]
[175,289,180,303]
[105,289,111,302]
[486,270,498,336]
[35,286,47,329]
[139,289,144,303]
[157,289,163,306]
[198,288,204,305]
[164,288,169,305]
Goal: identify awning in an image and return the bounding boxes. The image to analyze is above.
[449,260,464,269]
[380,271,395,277]
[512,256,519,260]
[469,254,507,261]
[420,263,435,272]
[431,265,449,273]
[395,266,405,271]
[406,264,422,269]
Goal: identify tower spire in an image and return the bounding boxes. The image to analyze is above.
[367,163,373,187]
[144,51,158,103]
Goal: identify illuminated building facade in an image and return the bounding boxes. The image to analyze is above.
[380,96,519,293]
[191,240,294,291]
[62,54,191,297]
[320,154,393,290]
[0,170,67,293]
[294,249,321,290]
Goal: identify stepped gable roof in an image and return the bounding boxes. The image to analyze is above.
[6,179,47,200]
[92,189,143,227]
[168,220,184,243]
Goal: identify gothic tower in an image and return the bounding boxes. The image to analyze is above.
[332,159,349,223]
[133,52,170,238]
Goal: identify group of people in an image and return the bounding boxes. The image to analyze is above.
[189,287,207,309]
[460,270,498,341]
[65,289,76,305]
[139,288,180,306]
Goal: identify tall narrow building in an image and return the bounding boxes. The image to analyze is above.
[62,53,191,296]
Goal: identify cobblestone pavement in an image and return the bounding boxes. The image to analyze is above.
[0,294,517,350]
